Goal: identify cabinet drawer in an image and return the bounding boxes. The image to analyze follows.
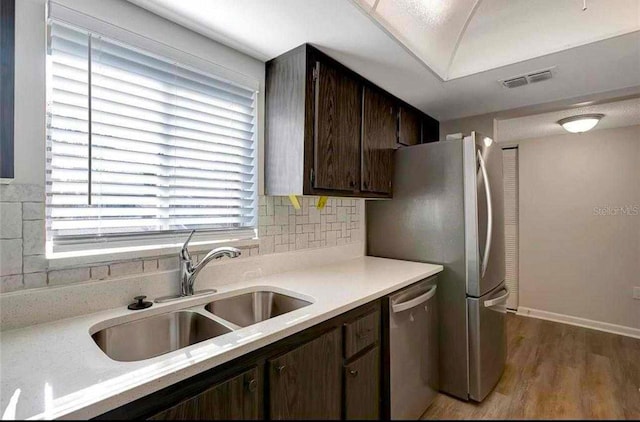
[344,309,380,359]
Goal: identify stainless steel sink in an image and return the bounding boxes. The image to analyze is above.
[205,291,312,327]
[92,310,231,362]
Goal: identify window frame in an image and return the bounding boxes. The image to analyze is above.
[45,11,260,259]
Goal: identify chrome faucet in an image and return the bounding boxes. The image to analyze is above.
[179,230,241,296]
[155,230,241,303]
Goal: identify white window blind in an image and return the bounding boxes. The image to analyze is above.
[46,21,257,253]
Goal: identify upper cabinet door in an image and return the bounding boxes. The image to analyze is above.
[313,60,361,191]
[398,106,422,146]
[362,86,395,195]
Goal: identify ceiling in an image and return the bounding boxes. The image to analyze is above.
[497,97,640,142]
[355,0,640,80]
[127,0,640,121]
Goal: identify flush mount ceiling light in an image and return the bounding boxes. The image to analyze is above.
[557,114,604,133]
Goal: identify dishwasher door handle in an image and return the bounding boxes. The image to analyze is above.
[392,286,437,313]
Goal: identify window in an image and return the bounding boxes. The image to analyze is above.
[46,21,257,254]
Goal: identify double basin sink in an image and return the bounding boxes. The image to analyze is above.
[91,290,312,362]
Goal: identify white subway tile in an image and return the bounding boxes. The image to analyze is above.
[22,202,45,220]
[260,235,274,254]
[110,261,143,278]
[265,197,275,216]
[91,266,109,280]
[0,202,22,239]
[158,256,179,271]
[274,244,289,253]
[24,272,47,289]
[0,239,22,276]
[266,225,282,235]
[295,233,309,249]
[48,267,90,285]
[1,274,23,292]
[142,259,157,272]
[23,254,47,274]
[275,205,289,225]
[326,230,338,246]
[308,207,320,224]
[23,220,45,255]
[337,206,347,222]
[261,215,274,226]
[0,184,44,202]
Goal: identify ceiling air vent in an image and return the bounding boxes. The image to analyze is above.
[527,70,553,83]
[501,67,556,88]
[502,76,528,89]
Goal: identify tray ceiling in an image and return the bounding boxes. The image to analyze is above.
[355,0,640,80]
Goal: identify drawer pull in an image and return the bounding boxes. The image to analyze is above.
[348,369,359,377]
[275,364,286,374]
[247,378,257,392]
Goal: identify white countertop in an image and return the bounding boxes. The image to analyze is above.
[0,256,442,420]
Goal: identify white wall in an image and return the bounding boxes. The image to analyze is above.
[518,125,640,329]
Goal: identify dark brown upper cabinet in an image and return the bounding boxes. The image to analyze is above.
[313,60,361,192]
[265,44,438,199]
[397,105,422,146]
[361,85,396,195]
[1,0,15,179]
[422,114,440,143]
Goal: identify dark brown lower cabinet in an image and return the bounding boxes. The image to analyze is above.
[269,328,342,420]
[148,367,260,420]
[344,346,380,420]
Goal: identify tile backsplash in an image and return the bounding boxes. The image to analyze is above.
[0,184,363,293]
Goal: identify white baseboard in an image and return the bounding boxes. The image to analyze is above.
[516,307,640,340]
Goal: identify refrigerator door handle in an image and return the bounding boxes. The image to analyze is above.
[392,286,437,313]
[484,287,509,308]
[477,150,493,278]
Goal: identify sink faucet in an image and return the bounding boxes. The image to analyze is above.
[155,230,241,303]
[180,230,241,296]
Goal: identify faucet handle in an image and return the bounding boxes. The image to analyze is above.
[180,230,196,261]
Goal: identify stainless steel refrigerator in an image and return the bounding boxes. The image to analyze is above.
[367,131,509,402]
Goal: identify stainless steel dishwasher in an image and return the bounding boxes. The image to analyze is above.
[388,276,439,419]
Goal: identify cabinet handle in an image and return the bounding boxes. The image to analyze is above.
[247,378,257,393]
[275,364,286,374]
[348,369,359,377]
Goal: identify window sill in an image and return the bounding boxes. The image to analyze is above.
[47,237,260,270]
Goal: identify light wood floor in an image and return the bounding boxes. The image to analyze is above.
[422,313,640,420]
